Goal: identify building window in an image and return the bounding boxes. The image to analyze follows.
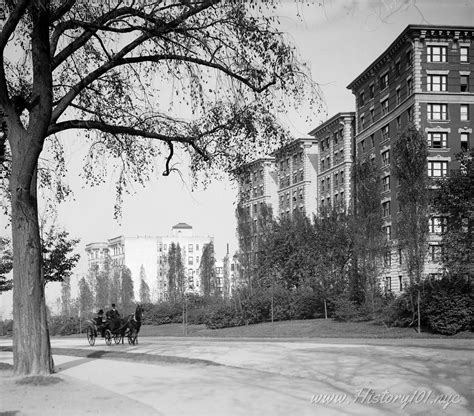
[429,245,443,262]
[428,132,447,149]
[370,134,375,148]
[460,75,469,92]
[461,133,470,151]
[460,104,469,121]
[359,91,365,106]
[382,175,390,192]
[427,74,447,92]
[396,88,401,105]
[321,179,325,192]
[341,171,345,183]
[407,106,413,122]
[427,103,447,121]
[360,115,365,130]
[382,201,391,218]
[380,72,389,90]
[334,173,339,186]
[406,49,413,67]
[381,124,390,142]
[428,161,448,177]
[396,116,401,131]
[384,250,391,267]
[395,60,401,76]
[386,276,392,291]
[370,107,375,123]
[188,244,193,253]
[383,225,391,240]
[188,256,193,265]
[369,83,375,98]
[399,276,403,291]
[460,46,469,63]
[196,244,199,251]
[427,46,447,62]
[360,139,365,153]
[381,98,389,115]
[381,150,390,167]
[407,77,413,95]
[398,249,403,265]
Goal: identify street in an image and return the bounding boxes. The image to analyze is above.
[0,337,472,415]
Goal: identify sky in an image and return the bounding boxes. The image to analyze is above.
[0,0,473,317]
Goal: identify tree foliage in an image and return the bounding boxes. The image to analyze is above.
[42,227,80,284]
[200,241,216,296]
[434,152,474,276]
[139,264,151,303]
[0,236,13,291]
[391,125,429,284]
[78,276,94,318]
[351,158,386,305]
[120,266,134,314]
[167,243,185,300]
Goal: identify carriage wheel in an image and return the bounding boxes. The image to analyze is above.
[86,327,96,346]
[114,333,122,344]
[105,329,112,346]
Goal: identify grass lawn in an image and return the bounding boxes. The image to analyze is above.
[138,318,474,339]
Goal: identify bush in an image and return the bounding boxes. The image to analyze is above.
[48,316,81,335]
[332,297,362,322]
[290,289,320,320]
[383,275,473,335]
[204,303,242,329]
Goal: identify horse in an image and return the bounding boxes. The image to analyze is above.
[113,304,143,345]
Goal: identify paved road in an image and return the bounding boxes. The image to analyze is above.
[0,337,472,415]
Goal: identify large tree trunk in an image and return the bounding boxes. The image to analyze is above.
[10,129,53,375]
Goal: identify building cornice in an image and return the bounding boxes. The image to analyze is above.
[347,25,474,92]
[308,112,355,137]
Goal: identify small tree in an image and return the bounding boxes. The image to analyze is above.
[109,268,121,309]
[120,266,134,314]
[95,256,111,310]
[60,275,71,317]
[199,242,216,296]
[434,152,473,277]
[392,125,429,333]
[0,236,12,292]
[78,277,94,318]
[42,227,80,285]
[351,158,386,309]
[139,265,151,304]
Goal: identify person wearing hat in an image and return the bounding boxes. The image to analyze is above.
[107,303,120,320]
[95,309,106,337]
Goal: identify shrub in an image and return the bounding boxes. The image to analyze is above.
[48,316,81,335]
[332,296,365,322]
[204,303,242,329]
[290,289,320,320]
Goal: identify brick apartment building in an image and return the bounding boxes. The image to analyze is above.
[308,112,355,211]
[347,24,473,292]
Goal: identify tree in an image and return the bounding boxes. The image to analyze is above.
[0,0,318,375]
[434,152,474,277]
[392,125,429,285]
[312,206,352,318]
[95,255,111,310]
[200,242,216,296]
[351,158,386,308]
[0,236,12,292]
[109,267,121,309]
[78,276,94,318]
[120,266,134,314]
[60,275,71,317]
[235,203,254,290]
[42,227,80,285]
[391,125,429,333]
[139,264,150,304]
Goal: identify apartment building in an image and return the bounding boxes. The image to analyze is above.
[86,224,214,301]
[308,112,355,210]
[347,24,473,292]
[272,138,319,218]
[156,223,214,299]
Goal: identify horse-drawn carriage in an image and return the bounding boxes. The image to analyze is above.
[86,305,142,346]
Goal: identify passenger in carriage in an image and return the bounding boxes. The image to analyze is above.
[106,303,121,331]
[95,309,106,337]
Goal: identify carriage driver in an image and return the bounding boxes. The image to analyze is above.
[107,303,120,320]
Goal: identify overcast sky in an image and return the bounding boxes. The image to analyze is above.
[1,0,473,316]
